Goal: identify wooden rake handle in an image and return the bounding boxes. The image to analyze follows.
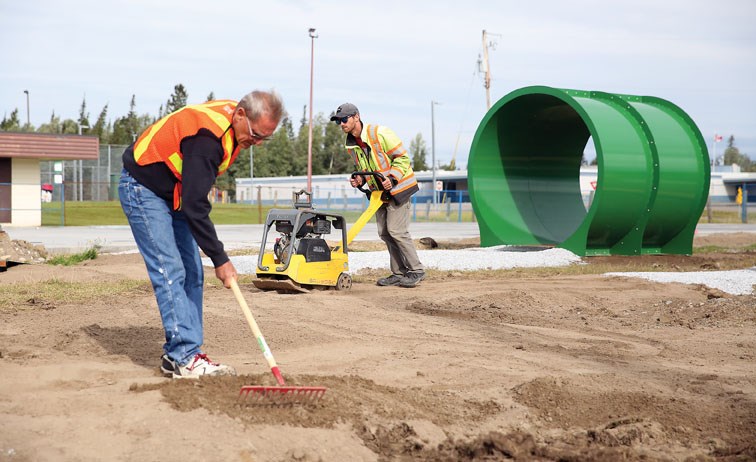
[230,279,286,386]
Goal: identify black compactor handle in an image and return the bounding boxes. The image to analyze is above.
[350,171,386,194]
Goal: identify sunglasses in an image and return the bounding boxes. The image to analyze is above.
[333,115,353,125]
[244,116,272,142]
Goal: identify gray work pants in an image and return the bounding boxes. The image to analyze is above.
[375,199,424,276]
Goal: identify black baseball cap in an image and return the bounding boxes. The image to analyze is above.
[329,103,359,121]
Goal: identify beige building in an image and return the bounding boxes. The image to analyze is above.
[0,132,99,226]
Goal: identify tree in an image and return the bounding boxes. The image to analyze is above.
[205,91,215,102]
[252,115,299,178]
[0,109,21,131]
[36,111,78,134]
[723,135,753,172]
[409,133,429,171]
[324,118,352,174]
[226,148,251,181]
[164,83,189,115]
[91,104,109,143]
[217,146,249,199]
[111,96,137,144]
[111,95,153,145]
[78,98,90,131]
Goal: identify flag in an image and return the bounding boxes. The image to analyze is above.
[714,134,723,142]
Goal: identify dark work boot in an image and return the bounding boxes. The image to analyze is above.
[399,272,426,288]
[377,274,403,286]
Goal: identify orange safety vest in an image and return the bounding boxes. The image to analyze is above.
[133,100,240,210]
[347,124,419,202]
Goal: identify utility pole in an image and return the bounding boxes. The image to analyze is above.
[431,101,440,204]
[23,90,30,126]
[481,30,492,110]
[307,27,318,193]
[78,124,90,202]
[249,145,254,204]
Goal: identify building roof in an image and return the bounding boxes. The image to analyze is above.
[0,132,99,160]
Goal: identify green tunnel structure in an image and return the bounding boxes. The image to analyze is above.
[468,86,710,256]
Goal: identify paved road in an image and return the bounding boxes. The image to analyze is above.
[2,222,754,254]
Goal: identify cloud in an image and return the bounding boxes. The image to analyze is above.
[1,0,755,165]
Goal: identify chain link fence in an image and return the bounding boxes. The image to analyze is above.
[40,144,129,203]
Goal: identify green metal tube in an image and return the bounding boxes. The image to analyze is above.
[468,86,709,256]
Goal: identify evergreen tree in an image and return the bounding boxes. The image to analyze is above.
[324,118,351,174]
[0,109,21,131]
[35,111,76,134]
[91,104,109,143]
[206,91,215,102]
[36,111,61,133]
[165,83,188,114]
[227,148,251,181]
[78,98,90,131]
[294,111,310,176]
[111,95,151,144]
[61,119,79,134]
[253,114,298,177]
[409,133,429,171]
[309,114,329,176]
[723,135,753,171]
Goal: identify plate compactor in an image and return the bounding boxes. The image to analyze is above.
[252,172,387,293]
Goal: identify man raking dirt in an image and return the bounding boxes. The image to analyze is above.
[119,90,282,379]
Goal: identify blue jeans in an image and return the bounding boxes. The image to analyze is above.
[118,169,204,366]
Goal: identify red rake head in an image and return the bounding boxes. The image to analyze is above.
[239,385,327,405]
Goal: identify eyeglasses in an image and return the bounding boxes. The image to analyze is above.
[244,116,272,142]
[333,115,352,125]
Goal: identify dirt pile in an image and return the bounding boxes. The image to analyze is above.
[0,229,47,270]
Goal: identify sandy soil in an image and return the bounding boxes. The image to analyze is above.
[1,234,755,461]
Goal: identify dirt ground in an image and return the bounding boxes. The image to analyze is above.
[1,233,755,461]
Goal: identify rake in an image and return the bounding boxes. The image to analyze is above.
[230,279,327,404]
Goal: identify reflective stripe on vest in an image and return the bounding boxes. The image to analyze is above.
[133,100,240,210]
[134,100,238,178]
[391,170,417,194]
[365,125,392,173]
[362,125,418,194]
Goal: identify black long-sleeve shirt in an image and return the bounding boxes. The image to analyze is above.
[122,128,231,267]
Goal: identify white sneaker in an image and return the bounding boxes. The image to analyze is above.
[160,354,175,377]
[172,353,236,379]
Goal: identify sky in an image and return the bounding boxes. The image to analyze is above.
[1,0,755,169]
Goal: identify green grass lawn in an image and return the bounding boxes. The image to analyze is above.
[41,201,366,226]
[698,209,756,224]
[42,201,275,226]
[40,200,754,226]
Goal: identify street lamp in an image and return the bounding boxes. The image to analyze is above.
[431,100,441,204]
[23,90,30,126]
[307,27,318,193]
[75,123,90,201]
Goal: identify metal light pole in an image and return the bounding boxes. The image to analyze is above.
[307,27,318,193]
[431,100,440,204]
[249,145,255,204]
[23,90,30,126]
[78,124,90,201]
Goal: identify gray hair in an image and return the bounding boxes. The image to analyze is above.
[238,90,284,123]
